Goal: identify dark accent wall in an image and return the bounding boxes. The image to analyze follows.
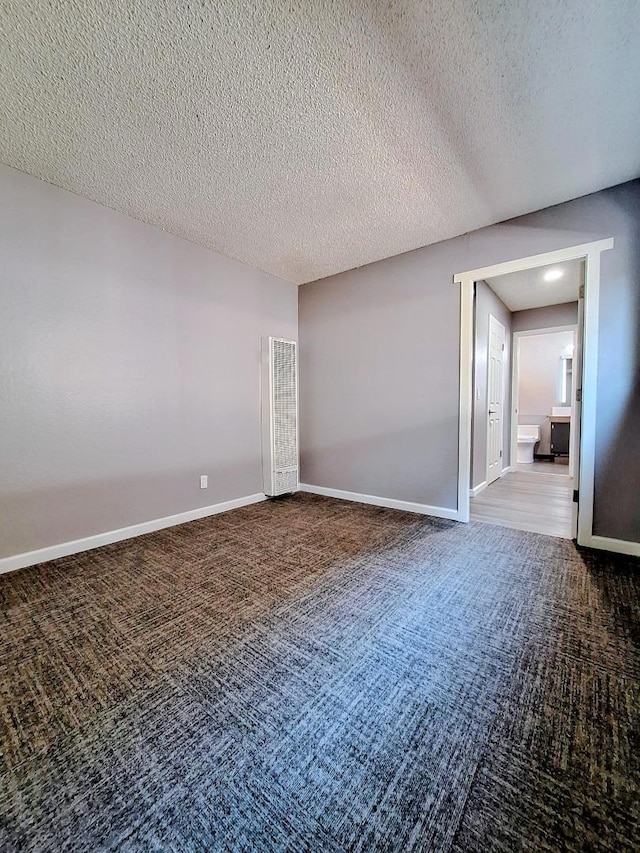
[512,301,578,333]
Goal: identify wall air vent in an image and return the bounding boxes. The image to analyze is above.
[261,337,299,497]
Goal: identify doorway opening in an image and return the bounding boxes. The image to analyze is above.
[469,259,582,538]
[511,324,578,479]
[454,239,613,547]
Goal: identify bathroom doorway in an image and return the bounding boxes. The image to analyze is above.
[467,259,584,538]
[511,324,578,479]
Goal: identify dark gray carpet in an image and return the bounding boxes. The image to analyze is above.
[0,492,638,851]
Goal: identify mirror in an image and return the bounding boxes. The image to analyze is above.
[559,356,573,404]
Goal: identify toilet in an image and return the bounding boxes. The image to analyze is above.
[517,425,541,464]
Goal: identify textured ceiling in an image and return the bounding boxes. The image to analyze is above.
[1,1,639,284]
[486,260,583,312]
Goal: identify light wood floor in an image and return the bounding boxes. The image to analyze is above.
[471,470,574,538]
[515,460,571,476]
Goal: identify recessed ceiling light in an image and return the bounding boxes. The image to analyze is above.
[543,268,563,282]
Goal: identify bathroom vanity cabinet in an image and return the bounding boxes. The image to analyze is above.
[550,417,570,459]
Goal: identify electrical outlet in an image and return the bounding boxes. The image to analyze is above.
[200,475,208,489]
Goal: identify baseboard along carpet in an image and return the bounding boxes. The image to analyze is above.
[0,493,638,851]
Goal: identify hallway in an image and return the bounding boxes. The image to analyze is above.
[470,470,574,538]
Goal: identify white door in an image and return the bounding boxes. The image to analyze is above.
[487,315,506,484]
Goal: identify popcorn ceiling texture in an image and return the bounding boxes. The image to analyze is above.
[1,0,639,284]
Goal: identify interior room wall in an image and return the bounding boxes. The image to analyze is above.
[0,165,298,560]
[512,301,578,333]
[517,331,575,455]
[471,281,512,489]
[299,179,640,544]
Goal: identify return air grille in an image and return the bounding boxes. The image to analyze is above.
[272,338,297,470]
[262,337,298,496]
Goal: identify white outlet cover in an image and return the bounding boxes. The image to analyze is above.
[200,475,208,489]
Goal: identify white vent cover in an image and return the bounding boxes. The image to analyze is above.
[261,337,299,497]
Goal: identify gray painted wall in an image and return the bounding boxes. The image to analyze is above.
[0,165,298,559]
[299,180,640,543]
[512,301,578,332]
[299,240,460,509]
[472,281,512,489]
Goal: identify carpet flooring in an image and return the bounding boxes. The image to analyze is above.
[0,493,638,851]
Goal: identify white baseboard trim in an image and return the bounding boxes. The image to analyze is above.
[470,468,511,499]
[0,493,266,576]
[299,483,459,521]
[581,534,640,558]
[469,481,487,498]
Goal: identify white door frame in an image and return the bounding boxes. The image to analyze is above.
[453,238,614,551]
[510,324,578,482]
